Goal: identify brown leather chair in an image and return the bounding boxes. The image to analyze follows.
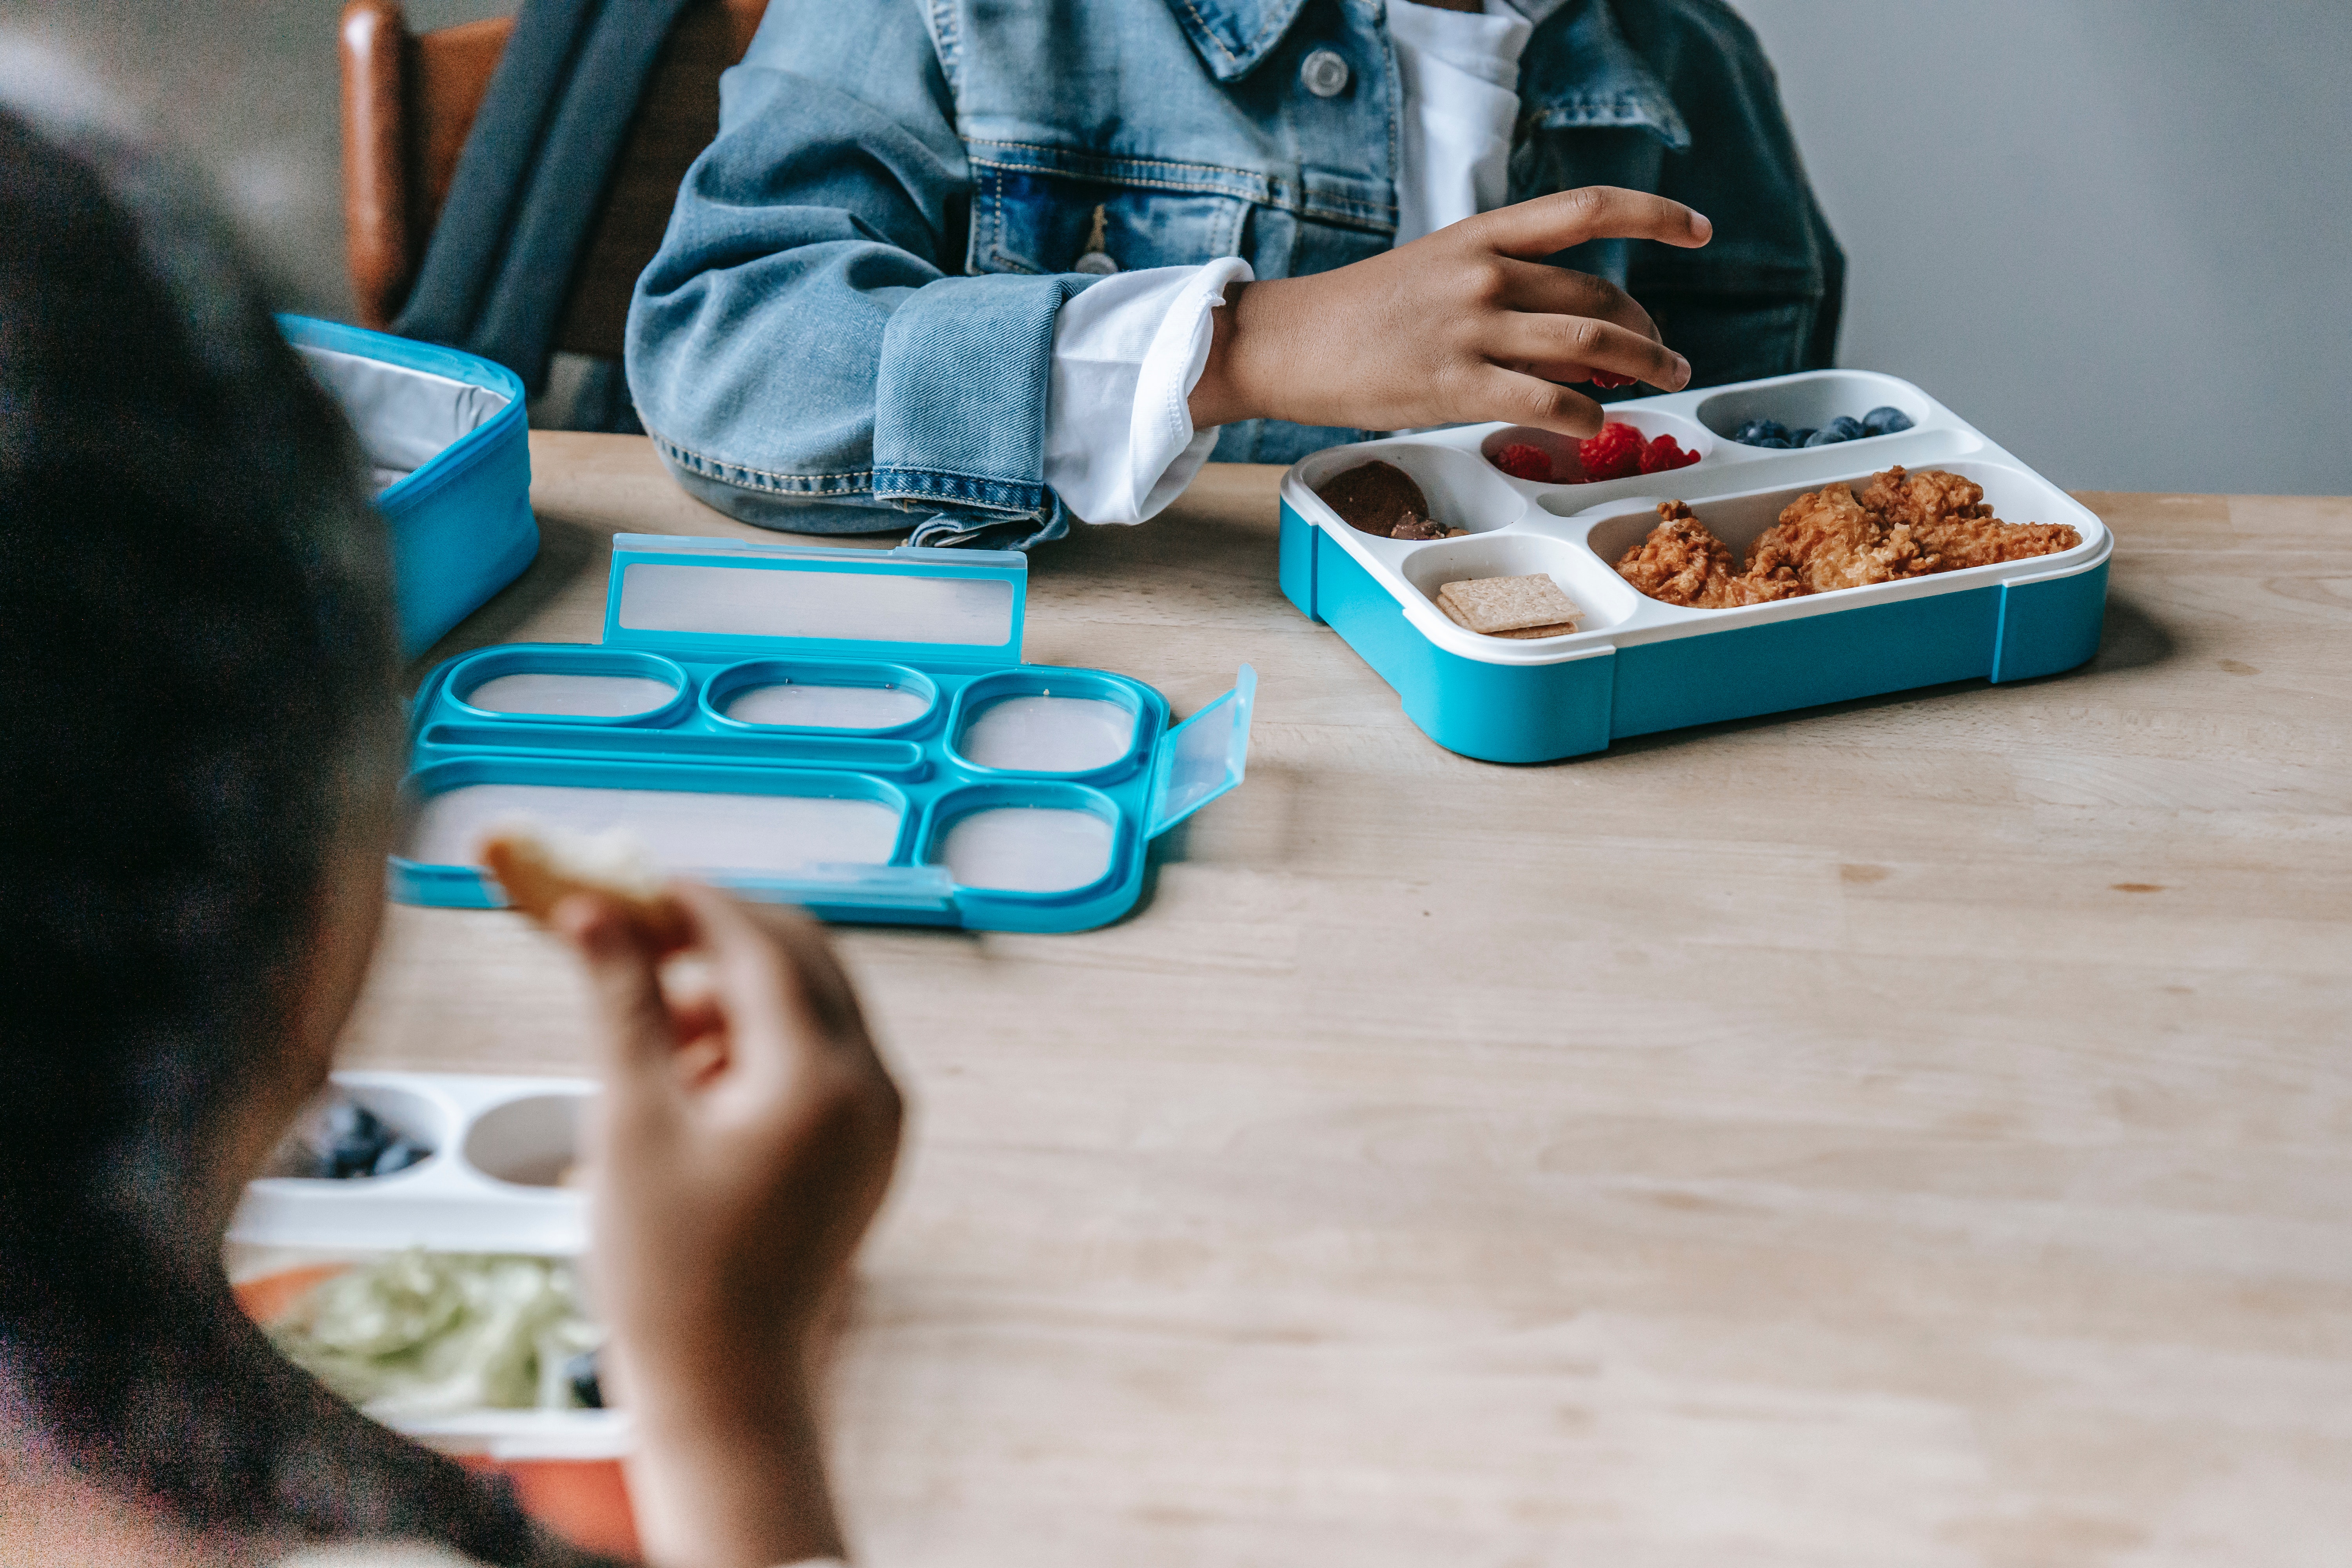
[338,0,767,359]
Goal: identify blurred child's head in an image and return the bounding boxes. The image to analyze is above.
[0,93,574,1563]
[0,92,401,1251]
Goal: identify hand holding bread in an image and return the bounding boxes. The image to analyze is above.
[486,827,902,1568]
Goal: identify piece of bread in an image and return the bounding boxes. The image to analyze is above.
[480,821,692,950]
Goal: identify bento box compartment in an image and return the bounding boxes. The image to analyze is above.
[938,809,1114,893]
[405,782,904,876]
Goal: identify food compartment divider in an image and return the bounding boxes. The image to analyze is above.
[1691,368,1935,446]
[414,722,932,771]
[921,784,1127,897]
[446,648,692,724]
[398,762,914,884]
[946,670,1151,779]
[1394,531,1643,635]
[1279,370,2111,763]
[701,659,938,733]
[394,537,1255,933]
[1476,405,1715,483]
[231,1070,633,1464]
[234,1071,594,1255]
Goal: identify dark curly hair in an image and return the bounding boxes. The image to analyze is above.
[0,103,612,1566]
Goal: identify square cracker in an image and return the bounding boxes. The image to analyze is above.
[1433,597,1578,638]
[1436,573,1584,634]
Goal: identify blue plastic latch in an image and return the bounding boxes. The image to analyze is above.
[1145,664,1257,839]
[601,535,1028,668]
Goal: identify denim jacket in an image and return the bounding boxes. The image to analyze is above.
[626,0,1842,546]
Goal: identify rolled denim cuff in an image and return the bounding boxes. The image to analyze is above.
[655,428,1071,550]
[907,497,1072,550]
[871,271,1090,529]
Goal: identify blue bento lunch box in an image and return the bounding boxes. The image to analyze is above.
[1278,369,2111,763]
[282,315,537,656]
[390,533,1256,934]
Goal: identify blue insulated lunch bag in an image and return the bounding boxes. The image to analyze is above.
[280,316,537,655]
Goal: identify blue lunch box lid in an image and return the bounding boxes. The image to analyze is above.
[391,536,1256,933]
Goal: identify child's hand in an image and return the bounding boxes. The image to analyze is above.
[1188,186,1711,437]
[555,881,902,1568]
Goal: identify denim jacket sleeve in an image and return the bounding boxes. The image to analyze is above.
[624,0,1084,547]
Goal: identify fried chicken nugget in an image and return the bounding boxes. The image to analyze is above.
[1613,501,1806,608]
[1614,468,2081,610]
[1748,483,1935,594]
[1860,466,2081,568]
[1612,502,1745,608]
[1857,465,1990,530]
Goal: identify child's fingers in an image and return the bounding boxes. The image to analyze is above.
[1469,366,1608,438]
[552,892,681,1102]
[666,882,828,1098]
[1499,260,1662,345]
[667,885,899,1143]
[762,910,898,1125]
[746,903,874,1051]
[1494,314,1690,393]
[674,882,874,1053]
[1473,187,1711,260]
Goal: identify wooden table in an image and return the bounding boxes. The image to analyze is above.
[348,435,2352,1566]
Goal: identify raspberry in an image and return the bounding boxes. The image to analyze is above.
[1492,443,1553,482]
[1578,421,1645,482]
[1638,433,1699,475]
[1587,370,1637,389]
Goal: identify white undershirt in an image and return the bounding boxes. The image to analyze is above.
[1044,0,1532,526]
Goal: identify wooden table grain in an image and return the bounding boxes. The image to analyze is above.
[347,434,2352,1568]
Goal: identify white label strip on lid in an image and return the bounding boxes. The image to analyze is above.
[619,562,1016,646]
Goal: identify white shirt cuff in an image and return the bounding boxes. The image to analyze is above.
[1043,257,1254,526]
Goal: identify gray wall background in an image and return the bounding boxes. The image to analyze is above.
[6,0,2347,495]
[1735,0,2352,496]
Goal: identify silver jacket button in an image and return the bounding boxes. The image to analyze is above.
[1300,48,1350,98]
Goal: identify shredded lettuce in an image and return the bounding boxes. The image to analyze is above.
[268,1250,601,1417]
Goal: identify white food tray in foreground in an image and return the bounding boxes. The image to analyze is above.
[231,1070,593,1256]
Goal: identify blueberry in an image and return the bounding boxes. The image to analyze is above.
[1862,405,1913,436]
[371,1137,429,1177]
[325,1100,376,1140]
[1754,437,1793,449]
[1788,428,1817,445]
[1802,428,1849,446]
[1736,418,1790,446]
[323,1102,391,1178]
[565,1349,604,1410]
[1826,416,1867,441]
